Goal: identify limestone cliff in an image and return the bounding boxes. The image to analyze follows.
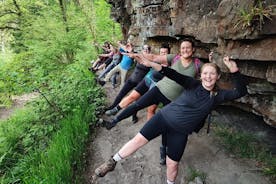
[107,0,276,127]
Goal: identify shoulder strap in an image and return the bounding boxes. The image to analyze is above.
[172,54,181,65]
[206,112,212,134]
[193,58,201,77]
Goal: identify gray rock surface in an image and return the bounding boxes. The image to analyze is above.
[107,0,276,127]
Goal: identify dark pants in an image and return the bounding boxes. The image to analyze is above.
[140,112,188,162]
[113,86,171,146]
[109,79,139,109]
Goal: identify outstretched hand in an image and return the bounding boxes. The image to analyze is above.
[209,51,213,62]
[122,52,137,58]
[223,56,239,73]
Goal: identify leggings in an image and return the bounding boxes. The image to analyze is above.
[114,86,170,146]
[140,112,188,162]
[109,79,139,109]
[98,62,117,79]
[115,86,170,122]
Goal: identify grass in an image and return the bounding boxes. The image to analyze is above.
[235,0,275,30]
[0,64,104,183]
[186,166,207,183]
[213,124,276,180]
[21,109,90,183]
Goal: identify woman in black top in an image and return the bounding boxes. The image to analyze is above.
[95,56,248,184]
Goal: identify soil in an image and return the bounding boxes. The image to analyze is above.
[82,83,273,184]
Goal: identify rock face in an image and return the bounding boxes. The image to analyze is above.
[107,0,276,127]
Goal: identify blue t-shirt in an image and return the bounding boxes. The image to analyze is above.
[119,48,134,70]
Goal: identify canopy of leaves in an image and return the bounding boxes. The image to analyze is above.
[0,0,122,106]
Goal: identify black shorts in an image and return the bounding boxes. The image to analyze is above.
[134,79,149,96]
[140,112,188,162]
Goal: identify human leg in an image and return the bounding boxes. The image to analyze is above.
[95,112,167,177]
[111,72,119,88]
[104,87,166,129]
[166,130,188,182]
[104,64,120,82]
[147,104,158,120]
[166,157,179,183]
[106,79,138,110]
[98,63,115,79]
[119,68,128,90]
[119,90,141,108]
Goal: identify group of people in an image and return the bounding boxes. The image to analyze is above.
[91,38,248,184]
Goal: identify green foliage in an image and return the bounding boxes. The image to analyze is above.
[21,109,91,183]
[214,125,276,179]
[0,0,122,107]
[186,166,207,183]
[235,1,275,30]
[0,62,105,183]
[0,0,121,182]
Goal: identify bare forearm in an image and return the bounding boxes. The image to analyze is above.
[142,53,167,65]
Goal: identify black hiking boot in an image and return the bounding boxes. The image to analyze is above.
[97,80,106,86]
[132,115,138,124]
[160,145,167,165]
[105,107,120,116]
[95,157,117,177]
[104,120,117,130]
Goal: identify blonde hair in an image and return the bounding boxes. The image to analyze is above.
[200,63,221,76]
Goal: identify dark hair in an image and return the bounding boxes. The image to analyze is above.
[160,43,170,54]
[142,44,151,52]
[180,38,195,48]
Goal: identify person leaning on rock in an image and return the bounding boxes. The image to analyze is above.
[94,56,248,184]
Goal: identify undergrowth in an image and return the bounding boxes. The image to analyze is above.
[213,123,276,181]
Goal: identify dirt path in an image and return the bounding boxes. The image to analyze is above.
[83,83,272,184]
[0,92,39,121]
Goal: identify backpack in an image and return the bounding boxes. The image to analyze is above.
[172,55,201,78]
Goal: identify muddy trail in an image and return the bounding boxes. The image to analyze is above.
[83,82,273,184]
[0,92,39,121]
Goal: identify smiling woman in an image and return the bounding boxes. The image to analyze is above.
[95,56,248,184]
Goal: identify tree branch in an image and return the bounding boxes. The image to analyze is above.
[0,25,20,30]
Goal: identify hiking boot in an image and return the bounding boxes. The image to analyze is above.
[95,157,117,177]
[104,120,117,130]
[97,80,106,86]
[132,115,138,124]
[160,145,167,165]
[105,107,119,116]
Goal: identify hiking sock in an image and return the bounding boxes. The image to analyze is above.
[167,179,175,184]
[113,153,123,162]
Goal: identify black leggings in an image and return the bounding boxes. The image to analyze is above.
[140,112,188,162]
[114,86,171,146]
[115,86,170,123]
[109,79,139,109]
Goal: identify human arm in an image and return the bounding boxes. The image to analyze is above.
[117,41,125,50]
[99,51,113,58]
[220,56,248,100]
[122,52,168,65]
[137,55,198,88]
[209,51,213,62]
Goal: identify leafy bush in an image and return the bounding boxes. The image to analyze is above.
[0,62,105,183]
